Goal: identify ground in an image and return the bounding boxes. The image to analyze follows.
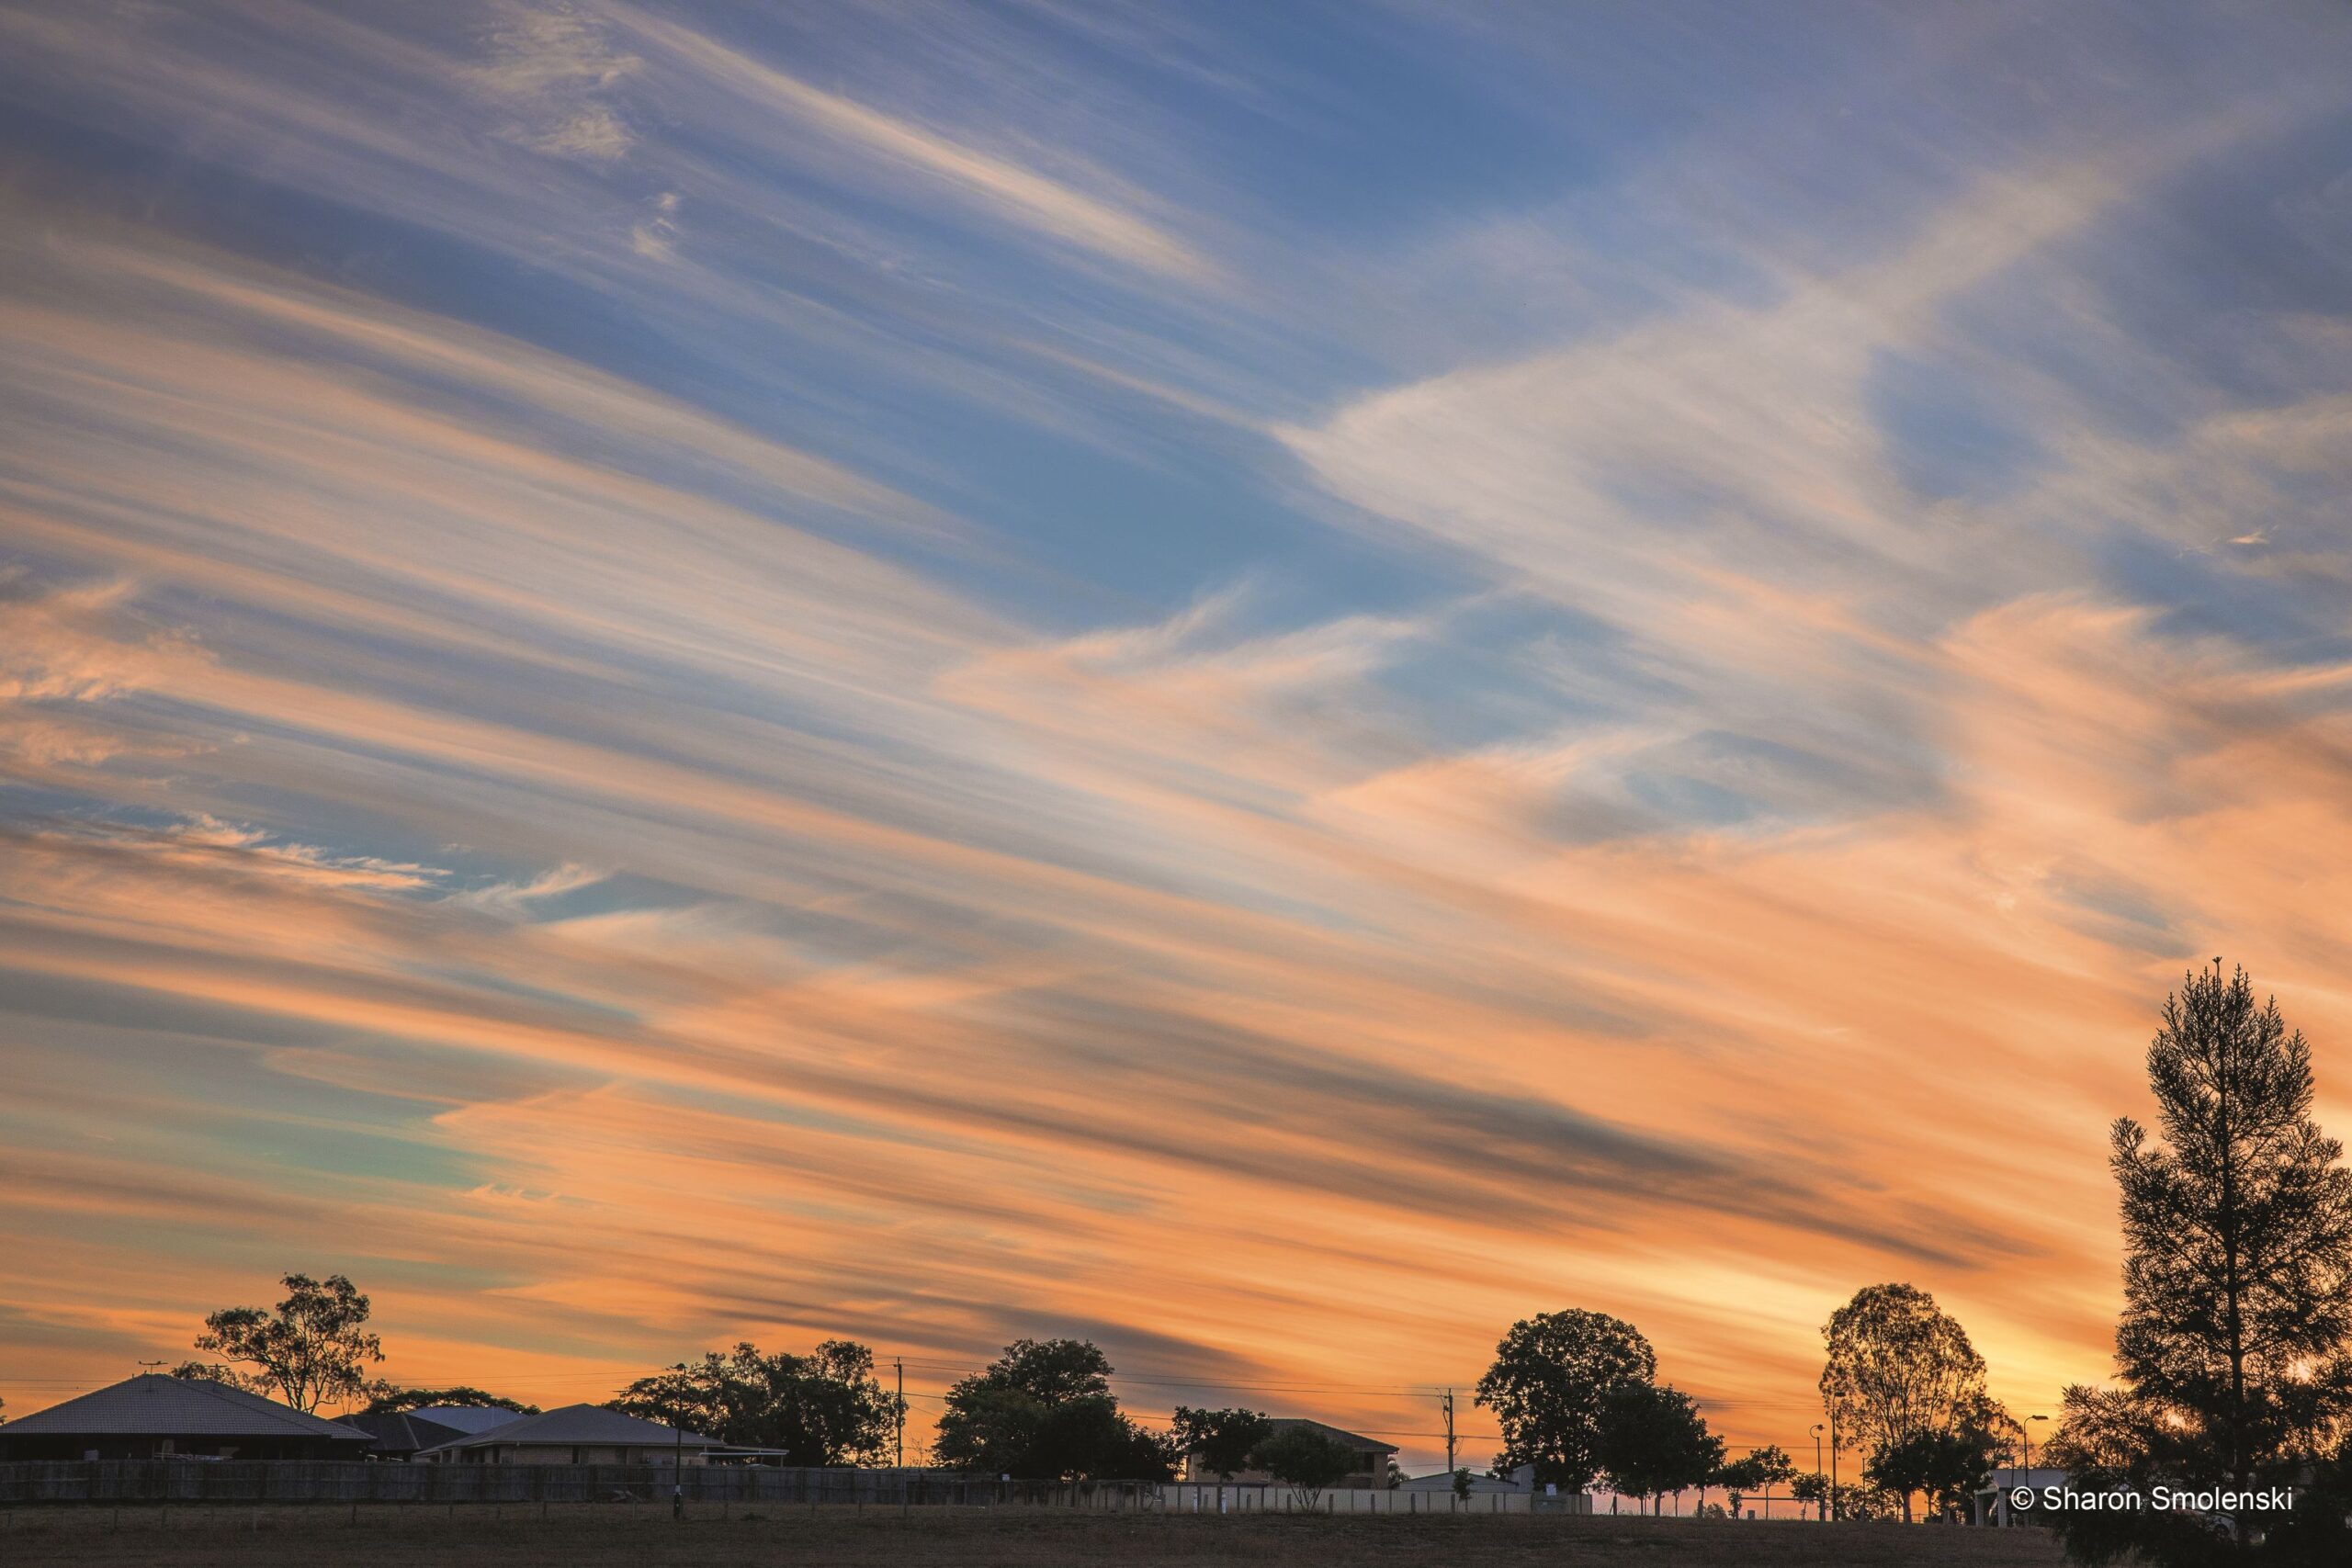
[0,1505,2072,1566]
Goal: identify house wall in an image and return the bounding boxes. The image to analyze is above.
[0,1435,361,1462]
[472,1444,706,1466]
[1183,1450,1390,1489]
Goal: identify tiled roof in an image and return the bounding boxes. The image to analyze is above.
[1263,1417,1398,1453]
[415,1403,716,1454]
[405,1404,527,1435]
[6,1375,371,1440]
[333,1411,469,1452]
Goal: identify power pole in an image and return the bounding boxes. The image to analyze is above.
[895,1358,905,1469]
[1442,1389,1455,1475]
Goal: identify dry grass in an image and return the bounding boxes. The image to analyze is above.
[0,1503,2070,1566]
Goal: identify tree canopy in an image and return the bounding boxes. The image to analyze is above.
[1476,1309,1657,1490]
[1818,1282,1991,1521]
[168,1360,256,1391]
[193,1272,383,1413]
[932,1338,1174,1481]
[977,1338,1116,1405]
[365,1385,537,1416]
[2053,964,2352,1563]
[1715,1443,1797,1514]
[1594,1382,1722,1514]
[1863,1425,2005,1522]
[1249,1425,1356,1506]
[1170,1406,1272,1479]
[609,1340,901,1464]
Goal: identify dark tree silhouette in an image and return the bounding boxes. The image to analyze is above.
[1863,1420,2007,1522]
[194,1272,382,1413]
[2054,963,2352,1562]
[932,1338,1173,1480]
[975,1338,1115,1404]
[365,1385,537,1416]
[167,1361,256,1392]
[610,1340,899,1463]
[1476,1309,1657,1491]
[1715,1443,1797,1518]
[1248,1425,1357,1508]
[1819,1282,1990,1521]
[1595,1382,1722,1515]
[1170,1406,1272,1479]
[1789,1473,1898,1522]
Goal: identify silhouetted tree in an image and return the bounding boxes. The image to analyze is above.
[1864,1419,2006,1522]
[1170,1406,1271,1479]
[1249,1425,1356,1508]
[1595,1382,1722,1515]
[2054,963,2352,1563]
[2044,1383,2152,1474]
[1790,1472,1898,1522]
[1819,1282,1989,1521]
[167,1361,256,1392]
[976,1338,1115,1404]
[1476,1309,1657,1491]
[366,1385,537,1416]
[933,1338,1173,1480]
[194,1272,382,1413]
[1716,1443,1797,1518]
[611,1340,899,1463]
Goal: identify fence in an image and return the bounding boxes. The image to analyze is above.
[0,1464,1573,1514]
[0,1464,1110,1509]
[1154,1483,1565,1514]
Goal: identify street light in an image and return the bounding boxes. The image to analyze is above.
[1828,1406,1839,1522]
[2024,1414,2049,1474]
[1809,1425,1826,1523]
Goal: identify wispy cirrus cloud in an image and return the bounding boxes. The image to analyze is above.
[6,0,2352,1470]
[596,1,1216,283]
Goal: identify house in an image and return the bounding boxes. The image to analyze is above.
[1182,1417,1398,1490]
[0,1373,376,1462]
[333,1406,521,1460]
[1973,1466,2071,1527]
[1399,1462,1535,1495]
[413,1404,718,1465]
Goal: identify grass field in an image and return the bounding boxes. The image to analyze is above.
[0,1504,2070,1566]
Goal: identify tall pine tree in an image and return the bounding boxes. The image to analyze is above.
[2102,963,2352,1540]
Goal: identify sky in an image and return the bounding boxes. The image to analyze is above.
[4,0,2352,1475]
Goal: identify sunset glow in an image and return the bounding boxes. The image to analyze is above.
[6,1,2352,1475]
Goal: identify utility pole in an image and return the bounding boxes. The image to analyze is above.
[1442,1389,1455,1476]
[895,1358,905,1469]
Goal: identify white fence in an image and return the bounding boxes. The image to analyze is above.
[0,1464,1588,1514]
[1155,1483,1582,1515]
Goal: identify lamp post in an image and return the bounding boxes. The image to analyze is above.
[1810,1425,1826,1522]
[2024,1414,2048,1475]
[1828,1405,1839,1521]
